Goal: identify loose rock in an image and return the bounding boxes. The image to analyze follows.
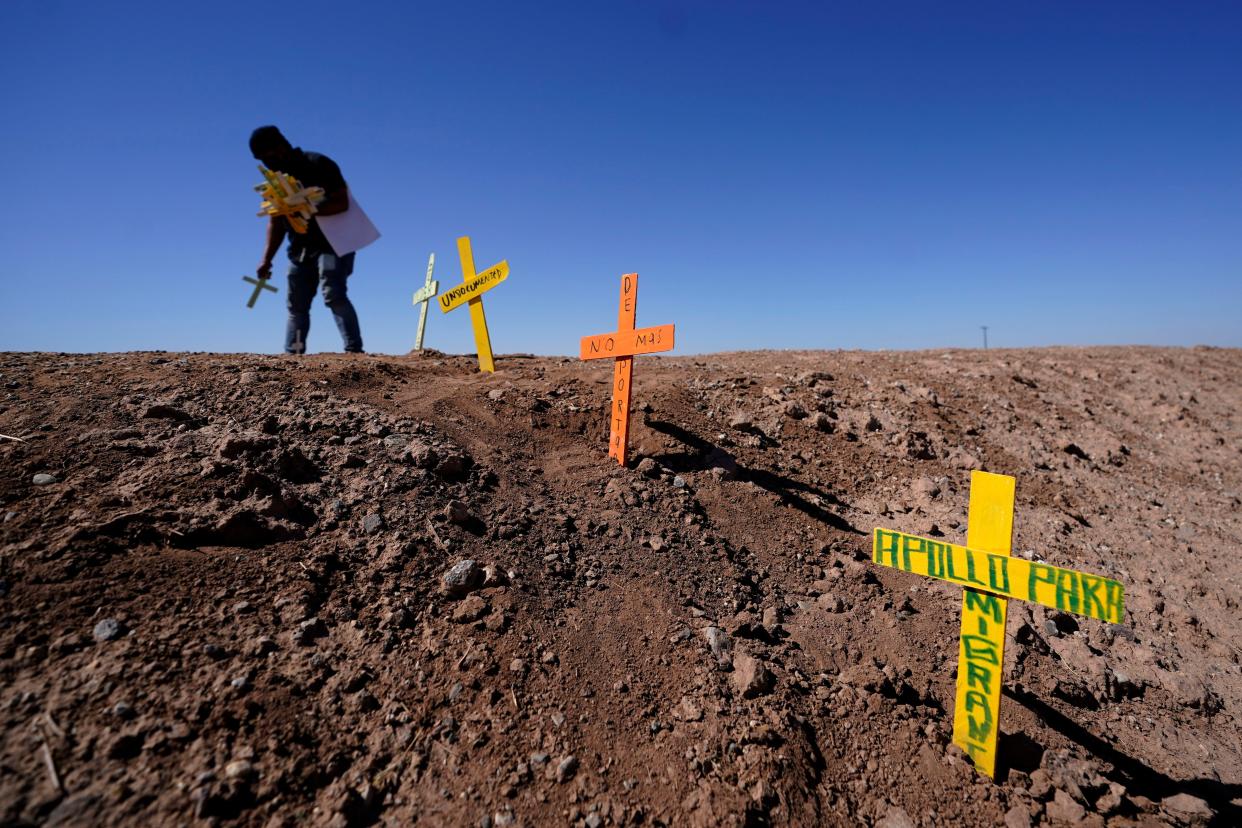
[443,560,483,597]
[92,618,123,642]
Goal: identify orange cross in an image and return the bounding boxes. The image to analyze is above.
[579,273,675,466]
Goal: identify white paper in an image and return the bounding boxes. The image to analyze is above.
[317,192,381,256]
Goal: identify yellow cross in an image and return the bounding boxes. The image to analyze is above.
[870,471,1125,778]
[439,236,509,373]
[254,166,324,235]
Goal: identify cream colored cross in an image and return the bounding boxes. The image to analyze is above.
[412,253,439,351]
[243,275,277,308]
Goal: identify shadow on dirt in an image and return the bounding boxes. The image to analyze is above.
[644,419,863,536]
[1004,685,1241,824]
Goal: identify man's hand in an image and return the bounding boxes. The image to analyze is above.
[256,261,273,281]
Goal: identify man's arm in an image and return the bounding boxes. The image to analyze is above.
[309,152,350,216]
[256,216,287,280]
[316,184,350,216]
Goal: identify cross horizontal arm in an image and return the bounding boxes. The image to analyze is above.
[439,261,509,313]
[872,528,1124,624]
[412,281,439,305]
[580,324,675,360]
[243,276,277,292]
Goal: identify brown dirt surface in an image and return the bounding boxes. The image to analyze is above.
[1,346,1239,827]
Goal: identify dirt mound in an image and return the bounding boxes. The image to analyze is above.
[1,346,1238,826]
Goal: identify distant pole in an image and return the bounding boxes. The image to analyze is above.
[981,326,989,349]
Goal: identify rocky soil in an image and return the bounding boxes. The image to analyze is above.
[0,346,1238,827]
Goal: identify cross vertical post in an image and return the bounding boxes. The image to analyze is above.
[412,253,438,351]
[953,470,1014,777]
[437,236,515,373]
[610,274,638,464]
[580,273,675,466]
[458,236,493,372]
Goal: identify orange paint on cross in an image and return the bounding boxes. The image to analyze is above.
[579,274,675,466]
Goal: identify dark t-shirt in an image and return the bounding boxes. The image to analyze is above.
[272,148,347,255]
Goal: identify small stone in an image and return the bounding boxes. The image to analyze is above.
[809,412,834,432]
[249,636,278,656]
[481,564,509,588]
[445,500,472,525]
[32,473,59,486]
[443,560,483,597]
[1160,792,1214,825]
[816,593,845,613]
[703,626,733,668]
[509,658,528,674]
[728,412,754,431]
[436,453,470,480]
[293,617,327,645]
[230,676,251,691]
[232,601,254,615]
[362,513,385,534]
[92,618,123,642]
[912,476,941,501]
[1003,805,1032,828]
[674,697,703,722]
[224,759,256,782]
[407,441,438,469]
[731,653,774,698]
[217,432,277,459]
[451,594,488,624]
[672,475,687,489]
[1028,769,1053,800]
[783,401,808,420]
[1096,782,1126,815]
[636,458,660,478]
[876,806,916,828]
[483,610,510,632]
[487,389,505,401]
[1045,789,1086,823]
[668,626,692,644]
[555,755,579,783]
[110,701,135,719]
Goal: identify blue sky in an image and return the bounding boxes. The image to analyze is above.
[1,1,1238,355]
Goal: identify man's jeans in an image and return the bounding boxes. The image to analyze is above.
[285,249,363,353]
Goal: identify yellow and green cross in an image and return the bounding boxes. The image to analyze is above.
[870,471,1125,778]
